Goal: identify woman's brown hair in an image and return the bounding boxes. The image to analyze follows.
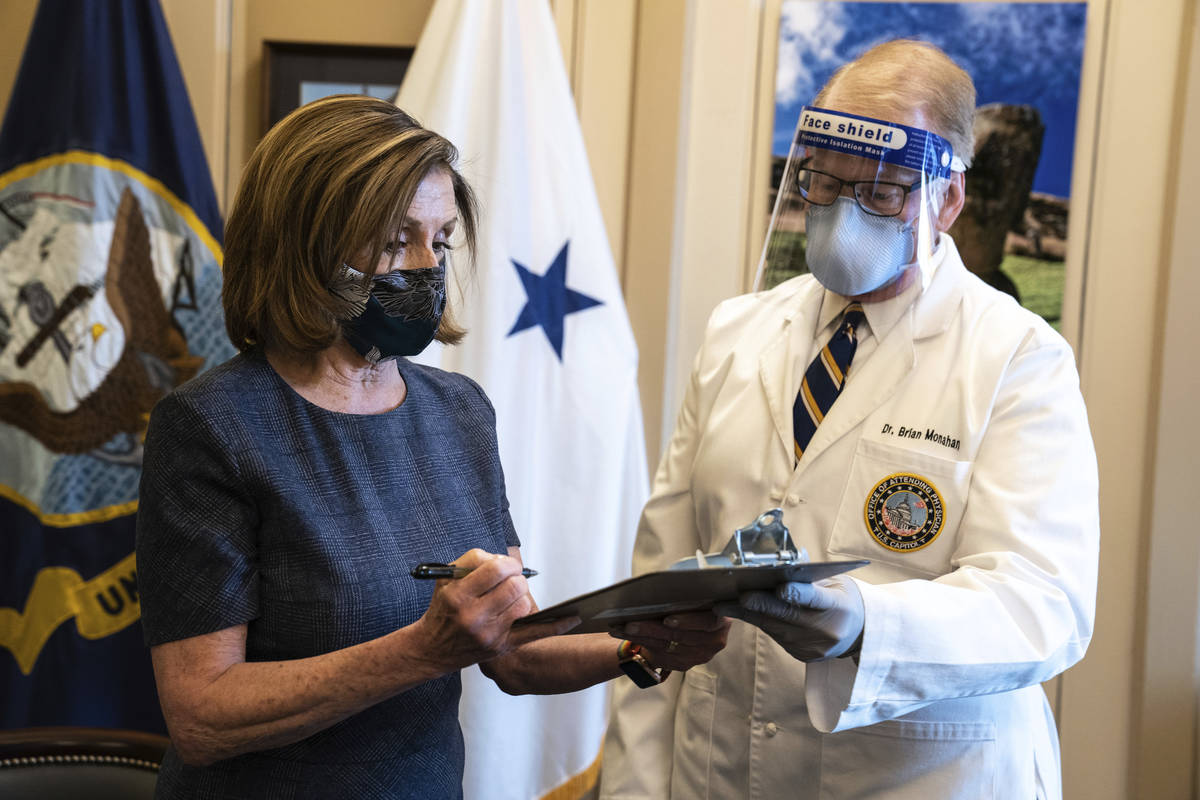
[222,95,478,355]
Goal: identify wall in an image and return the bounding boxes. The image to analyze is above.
[627,1,768,454]
[2,1,1199,797]
[1126,1,1199,797]
[0,1,38,133]
[1056,0,1199,796]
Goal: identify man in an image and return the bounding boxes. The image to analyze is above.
[599,39,1098,800]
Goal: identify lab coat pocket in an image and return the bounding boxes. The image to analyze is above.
[818,718,996,800]
[827,438,972,576]
[671,667,719,800]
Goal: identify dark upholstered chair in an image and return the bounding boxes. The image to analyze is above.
[0,726,169,799]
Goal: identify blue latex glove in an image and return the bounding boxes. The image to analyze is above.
[715,575,865,662]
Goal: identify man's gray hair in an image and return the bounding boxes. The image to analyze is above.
[815,39,977,168]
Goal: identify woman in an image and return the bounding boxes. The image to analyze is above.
[135,95,728,799]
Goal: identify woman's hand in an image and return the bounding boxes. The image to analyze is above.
[481,609,728,696]
[150,548,573,766]
[413,549,576,673]
[609,611,731,672]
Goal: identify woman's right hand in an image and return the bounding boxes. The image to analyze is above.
[149,549,572,766]
[412,549,575,672]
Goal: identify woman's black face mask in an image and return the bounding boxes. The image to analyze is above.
[328,263,446,364]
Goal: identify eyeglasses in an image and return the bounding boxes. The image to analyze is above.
[794,159,921,217]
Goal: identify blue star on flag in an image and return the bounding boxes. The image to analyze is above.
[507,241,602,360]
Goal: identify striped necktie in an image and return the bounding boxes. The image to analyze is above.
[792,303,866,463]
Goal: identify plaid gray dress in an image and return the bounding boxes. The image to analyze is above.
[136,350,520,799]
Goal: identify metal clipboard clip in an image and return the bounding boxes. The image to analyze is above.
[669,508,809,570]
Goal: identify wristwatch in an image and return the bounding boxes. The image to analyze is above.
[617,640,671,688]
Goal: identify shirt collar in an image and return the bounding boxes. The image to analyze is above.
[815,235,947,338]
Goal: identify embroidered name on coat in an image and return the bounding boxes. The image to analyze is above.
[879,423,961,451]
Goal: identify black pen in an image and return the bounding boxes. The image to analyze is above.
[411,562,538,580]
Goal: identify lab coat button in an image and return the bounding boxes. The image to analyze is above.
[785,494,800,505]
[765,722,778,737]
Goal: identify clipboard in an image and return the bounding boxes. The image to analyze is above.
[514,558,868,633]
[515,508,868,634]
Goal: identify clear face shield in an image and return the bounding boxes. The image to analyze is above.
[754,106,966,296]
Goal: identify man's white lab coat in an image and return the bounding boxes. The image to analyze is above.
[600,237,1098,800]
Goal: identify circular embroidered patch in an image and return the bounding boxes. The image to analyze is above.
[863,473,945,552]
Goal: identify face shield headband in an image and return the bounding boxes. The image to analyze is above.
[754,106,966,295]
[794,106,965,179]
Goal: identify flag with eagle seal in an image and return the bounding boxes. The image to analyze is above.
[0,0,233,731]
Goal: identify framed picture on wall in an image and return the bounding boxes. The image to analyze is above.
[262,41,414,135]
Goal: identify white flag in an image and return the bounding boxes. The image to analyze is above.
[397,1,648,797]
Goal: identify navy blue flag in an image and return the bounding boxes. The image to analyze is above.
[0,0,233,731]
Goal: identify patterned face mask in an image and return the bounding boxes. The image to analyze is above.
[328,263,446,364]
[804,197,916,296]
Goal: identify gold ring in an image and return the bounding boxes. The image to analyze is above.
[667,640,679,652]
